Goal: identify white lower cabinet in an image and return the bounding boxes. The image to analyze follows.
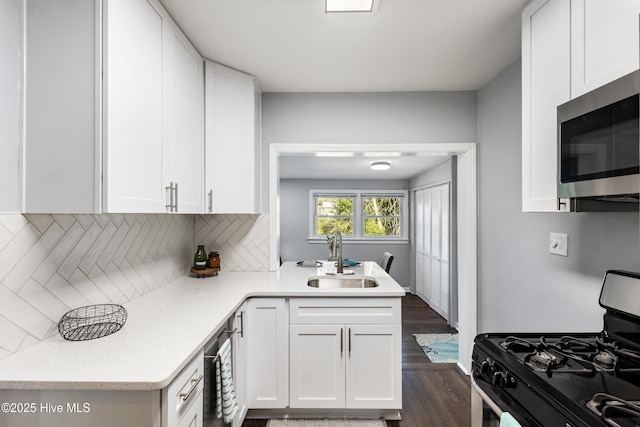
[162,350,204,427]
[245,298,289,408]
[290,324,345,408]
[289,298,402,410]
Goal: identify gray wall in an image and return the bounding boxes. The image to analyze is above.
[262,92,478,145]
[280,178,411,286]
[477,59,640,332]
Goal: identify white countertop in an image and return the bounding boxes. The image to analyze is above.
[0,262,404,391]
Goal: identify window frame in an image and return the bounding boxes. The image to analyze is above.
[311,192,357,238]
[308,189,409,244]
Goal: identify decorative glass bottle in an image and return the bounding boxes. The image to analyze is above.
[207,251,220,269]
[194,245,207,270]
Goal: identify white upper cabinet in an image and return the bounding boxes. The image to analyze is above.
[570,0,640,98]
[105,0,204,214]
[0,0,21,213]
[521,0,639,212]
[162,17,204,214]
[205,61,262,214]
[103,0,165,213]
[522,0,571,213]
[22,0,204,213]
[24,0,100,213]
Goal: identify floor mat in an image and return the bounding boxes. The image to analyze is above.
[412,333,459,363]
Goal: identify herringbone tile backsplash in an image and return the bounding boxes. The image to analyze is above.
[0,213,270,360]
[195,214,270,272]
[0,213,194,360]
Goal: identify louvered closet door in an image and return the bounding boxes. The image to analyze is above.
[429,189,442,312]
[414,183,450,322]
[440,186,450,318]
[415,190,425,300]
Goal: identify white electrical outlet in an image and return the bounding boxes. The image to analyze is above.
[549,232,568,256]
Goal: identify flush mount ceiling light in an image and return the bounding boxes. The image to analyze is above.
[325,0,375,13]
[370,160,391,171]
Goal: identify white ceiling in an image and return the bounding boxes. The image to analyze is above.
[159,0,528,93]
[159,0,527,178]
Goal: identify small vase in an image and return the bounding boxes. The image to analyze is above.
[194,245,207,270]
[207,251,220,269]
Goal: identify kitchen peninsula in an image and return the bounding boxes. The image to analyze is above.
[0,261,404,427]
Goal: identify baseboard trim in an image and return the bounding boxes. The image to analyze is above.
[246,409,402,421]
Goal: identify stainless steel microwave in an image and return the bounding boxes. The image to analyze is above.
[557,70,639,210]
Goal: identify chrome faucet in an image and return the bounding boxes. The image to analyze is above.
[333,230,343,274]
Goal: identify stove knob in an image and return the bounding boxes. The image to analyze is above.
[492,371,517,388]
[481,359,494,376]
[492,371,510,387]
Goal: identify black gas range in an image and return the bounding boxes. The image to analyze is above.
[472,270,640,427]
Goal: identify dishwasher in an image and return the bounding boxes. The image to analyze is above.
[203,314,238,427]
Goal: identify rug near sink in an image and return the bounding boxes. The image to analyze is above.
[266,419,386,427]
[413,333,459,363]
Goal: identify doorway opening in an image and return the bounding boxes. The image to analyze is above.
[268,143,477,373]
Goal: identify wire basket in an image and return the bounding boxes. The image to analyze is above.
[58,304,127,341]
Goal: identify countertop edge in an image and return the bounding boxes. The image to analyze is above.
[0,262,405,391]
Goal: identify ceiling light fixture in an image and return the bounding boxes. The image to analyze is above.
[370,161,391,171]
[325,0,374,13]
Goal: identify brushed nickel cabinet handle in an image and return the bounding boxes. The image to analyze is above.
[340,328,343,355]
[166,182,174,211]
[179,374,203,402]
[174,182,178,212]
[208,189,213,213]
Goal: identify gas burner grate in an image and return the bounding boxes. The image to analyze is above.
[500,335,615,375]
[585,393,640,427]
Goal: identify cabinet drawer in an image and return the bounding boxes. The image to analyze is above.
[163,350,204,427]
[176,390,203,427]
[290,298,401,325]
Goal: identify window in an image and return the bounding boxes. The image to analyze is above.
[314,194,356,236]
[363,194,401,237]
[310,190,408,242]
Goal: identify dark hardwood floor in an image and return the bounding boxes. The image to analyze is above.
[390,294,470,427]
[242,294,471,427]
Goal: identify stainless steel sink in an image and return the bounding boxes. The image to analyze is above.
[307,276,379,288]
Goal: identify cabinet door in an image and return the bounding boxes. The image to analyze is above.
[521,0,571,212]
[0,0,20,213]
[290,324,346,408]
[176,391,203,427]
[345,324,402,409]
[571,0,640,98]
[103,0,164,212]
[163,18,204,213]
[24,0,99,213]
[232,302,248,427]
[245,298,288,408]
[204,62,260,214]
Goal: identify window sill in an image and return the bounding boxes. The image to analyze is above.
[307,237,409,245]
